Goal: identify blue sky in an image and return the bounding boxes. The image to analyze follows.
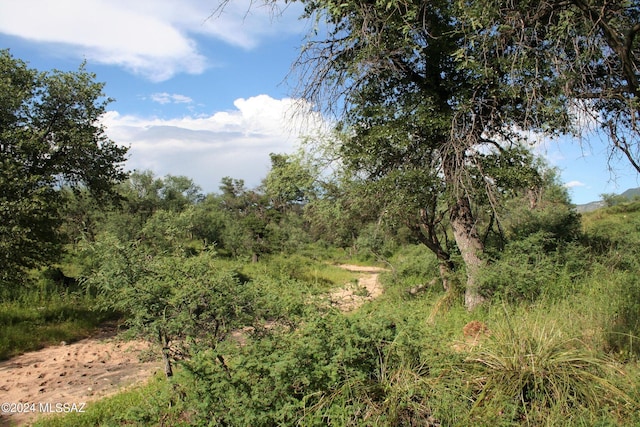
[1,0,638,204]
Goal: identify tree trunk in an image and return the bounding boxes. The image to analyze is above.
[159,330,173,378]
[408,208,455,291]
[449,195,485,310]
[162,348,173,378]
[441,146,487,310]
[438,262,452,292]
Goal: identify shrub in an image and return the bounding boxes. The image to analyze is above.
[183,310,422,426]
[478,233,590,303]
[85,235,259,377]
[595,268,640,359]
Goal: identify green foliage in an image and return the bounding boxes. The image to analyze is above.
[303,177,380,249]
[183,310,419,426]
[263,152,317,211]
[466,315,633,424]
[601,193,629,207]
[84,235,259,376]
[0,266,115,359]
[478,233,591,303]
[189,194,228,247]
[262,253,356,291]
[581,262,640,360]
[139,208,196,254]
[502,198,581,245]
[605,271,640,358]
[0,50,127,289]
[353,222,404,262]
[582,201,640,254]
[26,242,640,427]
[385,244,443,290]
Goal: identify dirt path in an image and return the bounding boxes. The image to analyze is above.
[0,326,160,426]
[329,264,387,312]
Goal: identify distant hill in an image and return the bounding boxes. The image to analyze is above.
[575,200,606,213]
[575,187,640,213]
[620,187,640,199]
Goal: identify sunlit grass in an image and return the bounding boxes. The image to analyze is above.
[0,301,117,360]
[466,312,635,424]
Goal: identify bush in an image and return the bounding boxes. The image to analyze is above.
[386,245,443,289]
[478,233,590,303]
[182,310,428,426]
[85,235,259,377]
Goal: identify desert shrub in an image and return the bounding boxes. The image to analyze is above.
[249,274,316,325]
[182,310,435,426]
[84,234,260,377]
[478,232,590,303]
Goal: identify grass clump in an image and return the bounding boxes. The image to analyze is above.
[466,313,635,425]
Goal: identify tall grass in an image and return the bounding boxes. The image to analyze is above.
[0,268,116,360]
[466,310,635,425]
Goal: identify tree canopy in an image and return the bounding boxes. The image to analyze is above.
[0,50,128,288]
[285,0,572,308]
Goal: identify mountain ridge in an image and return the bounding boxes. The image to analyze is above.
[575,187,640,213]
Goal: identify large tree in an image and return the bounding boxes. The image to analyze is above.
[0,50,128,288]
[279,0,568,309]
[217,0,628,309]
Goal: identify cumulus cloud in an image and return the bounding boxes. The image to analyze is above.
[0,0,304,81]
[564,180,586,188]
[102,95,327,192]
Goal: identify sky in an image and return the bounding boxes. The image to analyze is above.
[1,0,638,205]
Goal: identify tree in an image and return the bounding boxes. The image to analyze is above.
[459,0,640,173]
[0,50,128,288]
[303,168,386,250]
[85,236,257,377]
[278,0,569,309]
[217,0,612,309]
[218,177,273,260]
[263,152,317,213]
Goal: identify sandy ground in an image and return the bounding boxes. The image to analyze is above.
[329,264,387,311]
[0,325,160,426]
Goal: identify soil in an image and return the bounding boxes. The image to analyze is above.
[0,324,160,426]
[329,264,387,311]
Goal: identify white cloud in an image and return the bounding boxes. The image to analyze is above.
[102,95,327,192]
[151,93,193,105]
[564,180,586,188]
[0,0,305,81]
